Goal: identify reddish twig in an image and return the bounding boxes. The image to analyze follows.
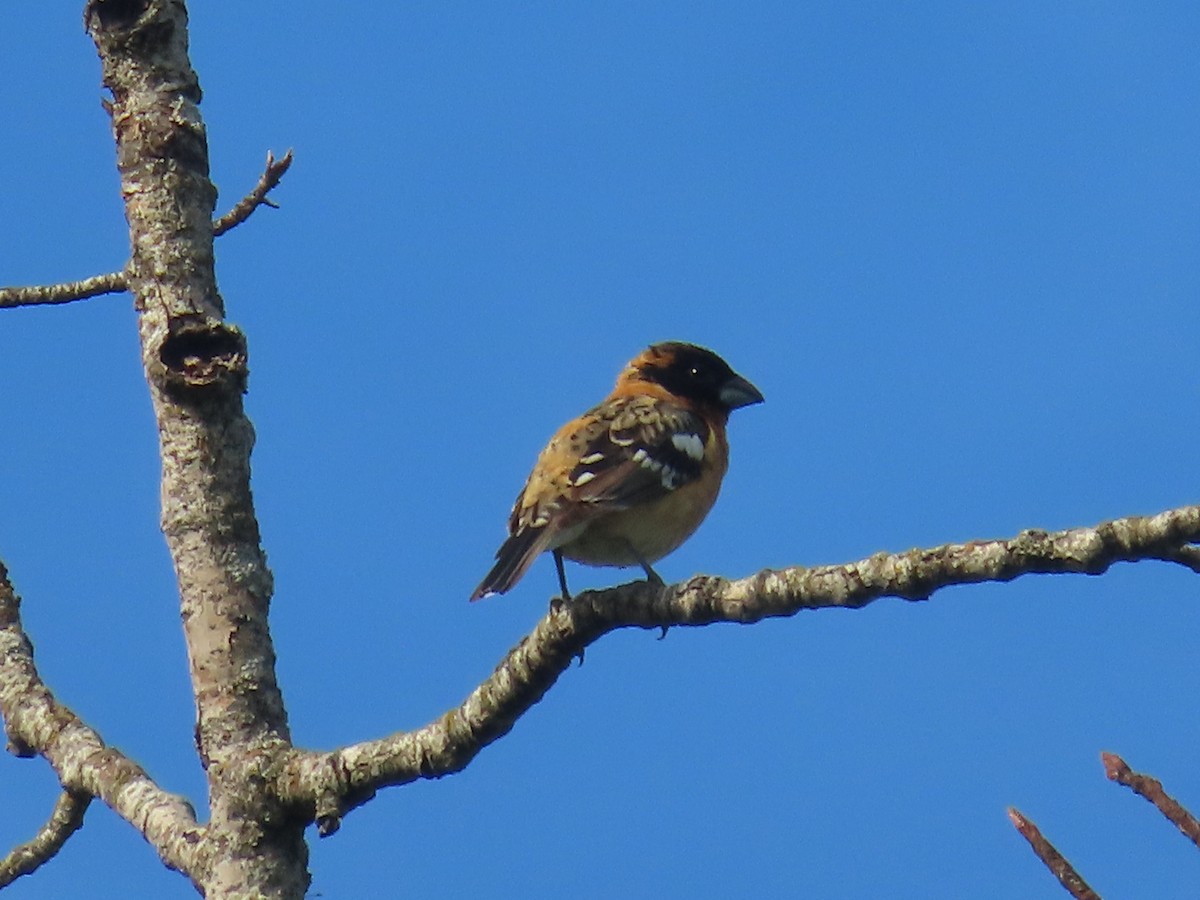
[1008,808,1100,900]
[1102,752,1200,850]
[212,149,293,236]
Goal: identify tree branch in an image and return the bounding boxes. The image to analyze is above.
[1008,807,1100,900]
[0,270,128,309]
[1102,752,1200,850]
[0,562,204,886]
[278,502,1200,833]
[212,150,293,236]
[0,149,290,311]
[0,790,91,888]
[1151,543,1200,574]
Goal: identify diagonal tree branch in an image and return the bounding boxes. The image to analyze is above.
[1008,807,1100,900]
[278,502,1200,833]
[0,562,204,886]
[212,149,293,236]
[1102,752,1200,850]
[0,790,91,888]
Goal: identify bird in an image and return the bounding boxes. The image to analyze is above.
[470,341,763,601]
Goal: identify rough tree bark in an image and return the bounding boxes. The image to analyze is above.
[0,2,1197,898]
[83,0,304,895]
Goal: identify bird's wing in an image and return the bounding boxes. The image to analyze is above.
[511,395,710,533]
[564,395,709,507]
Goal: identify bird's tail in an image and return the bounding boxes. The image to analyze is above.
[470,528,553,601]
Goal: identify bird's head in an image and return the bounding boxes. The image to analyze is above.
[621,341,764,414]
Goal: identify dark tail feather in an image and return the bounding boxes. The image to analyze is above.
[470,528,551,601]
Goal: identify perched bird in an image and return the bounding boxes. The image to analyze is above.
[471,341,763,601]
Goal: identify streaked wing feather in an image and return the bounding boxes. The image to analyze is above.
[567,398,708,508]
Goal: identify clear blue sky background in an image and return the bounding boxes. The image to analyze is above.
[3,3,1199,898]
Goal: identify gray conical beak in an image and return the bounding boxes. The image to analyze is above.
[719,374,764,410]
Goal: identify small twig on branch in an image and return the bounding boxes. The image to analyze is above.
[1151,544,1200,574]
[1102,752,1200,850]
[0,791,91,888]
[1008,808,1100,900]
[0,270,128,309]
[0,150,291,311]
[212,149,294,236]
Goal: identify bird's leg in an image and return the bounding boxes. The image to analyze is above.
[553,549,572,601]
[623,541,669,638]
[625,542,664,587]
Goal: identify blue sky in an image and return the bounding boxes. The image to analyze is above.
[3,3,1199,897]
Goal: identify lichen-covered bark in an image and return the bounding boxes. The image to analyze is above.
[84,1,306,896]
[276,504,1200,830]
[0,565,203,885]
[0,791,90,888]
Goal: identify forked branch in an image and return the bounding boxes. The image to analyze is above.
[213,150,294,236]
[0,563,204,886]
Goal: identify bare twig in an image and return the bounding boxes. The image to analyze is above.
[0,563,204,885]
[0,791,91,888]
[278,502,1200,833]
[0,150,290,311]
[1008,808,1100,900]
[1102,752,1200,850]
[212,149,293,236]
[0,270,128,309]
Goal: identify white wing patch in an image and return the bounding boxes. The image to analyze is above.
[633,446,684,490]
[671,432,705,461]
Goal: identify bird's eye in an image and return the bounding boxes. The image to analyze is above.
[689,366,701,377]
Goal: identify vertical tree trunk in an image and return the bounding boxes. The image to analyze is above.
[84,1,307,895]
